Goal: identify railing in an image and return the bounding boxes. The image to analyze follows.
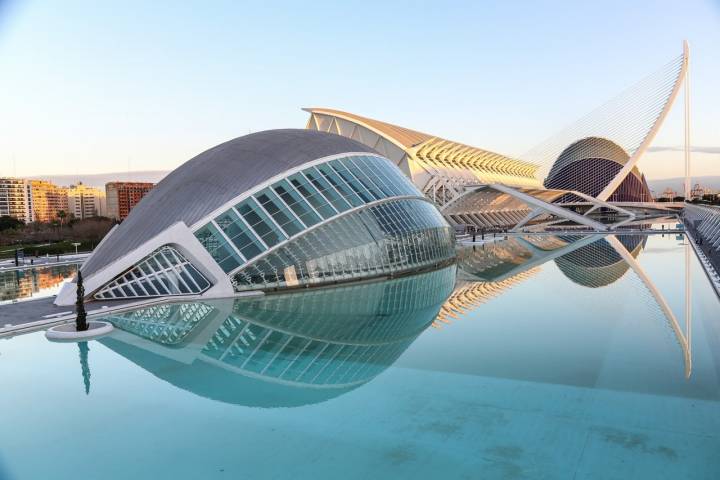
[682,204,720,275]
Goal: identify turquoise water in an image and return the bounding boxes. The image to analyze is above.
[1,233,719,479]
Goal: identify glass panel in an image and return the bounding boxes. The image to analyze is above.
[160,276,179,295]
[178,269,198,292]
[235,198,286,248]
[140,278,158,296]
[186,265,210,290]
[327,159,375,202]
[356,156,404,196]
[287,174,336,219]
[302,168,353,211]
[173,270,191,294]
[194,224,243,273]
[151,278,169,295]
[138,262,155,276]
[147,257,164,273]
[374,157,420,196]
[313,164,364,206]
[155,252,171,269]
[254,188,305,237]
[272,179,321,227]
[334,158,384,200]
[110,287,124,298]
[215,209,264,261]
[345,156,395,197]
[128,273,149,296]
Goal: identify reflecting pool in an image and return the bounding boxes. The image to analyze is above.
[0,264,78,304]
[0,233,718,479]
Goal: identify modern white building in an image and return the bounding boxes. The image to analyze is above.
[56,129,455,305]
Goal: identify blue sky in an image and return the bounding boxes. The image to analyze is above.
[0,0,718,180]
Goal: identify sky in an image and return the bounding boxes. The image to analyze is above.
[0,0,718,182]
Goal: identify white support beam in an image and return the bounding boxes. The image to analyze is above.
[568,190,635,218]
[488,184,608,231]
[511,207,545,232]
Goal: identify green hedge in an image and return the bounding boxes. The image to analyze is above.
[0,240,94,259]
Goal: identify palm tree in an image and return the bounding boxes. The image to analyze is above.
[57,210,67,228]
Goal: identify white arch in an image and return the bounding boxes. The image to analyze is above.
[597,41,690,201]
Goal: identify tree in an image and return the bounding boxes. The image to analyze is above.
[0,216,24,232]
[75,269,88,331]
[57,210,67,228]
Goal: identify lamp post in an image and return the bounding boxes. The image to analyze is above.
[71,242,81,255]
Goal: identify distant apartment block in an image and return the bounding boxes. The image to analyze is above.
[29,180,69,223]
[0,177,114,224]
[105,182,154,220]
[0,178,32,223]
[68,182,107,219]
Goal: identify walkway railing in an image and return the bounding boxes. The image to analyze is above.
[682,204,720,275]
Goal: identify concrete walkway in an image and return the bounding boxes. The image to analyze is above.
[0,291,264,338]
[0,297,133,330]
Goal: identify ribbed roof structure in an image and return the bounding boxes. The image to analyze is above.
[304,108,541,204]
[304,108,434,148]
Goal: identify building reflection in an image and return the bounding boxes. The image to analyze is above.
[0,265,77,303]
[453,234,646,292]
[554,235,646,288]
[445,233,693,378]
[440,234,603,327]
[435,269,540,327]
[98,265,456,406]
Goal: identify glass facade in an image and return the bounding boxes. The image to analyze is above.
[232,198,454,291]
[193,154,443,283]
[93,246,211,300]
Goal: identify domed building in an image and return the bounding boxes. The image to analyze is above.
[55,129,455,305]
[544,137,653,202]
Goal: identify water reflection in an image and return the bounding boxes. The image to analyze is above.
[554,235,646,288]
[456,234,651,288]
[0,264,77,303]
[440,235,602,327]
[78,342,91,395]
[448,234,693,379]
[94,234,697,404]
[98,266,457,406]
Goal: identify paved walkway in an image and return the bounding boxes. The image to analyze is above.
[0,297,130,329]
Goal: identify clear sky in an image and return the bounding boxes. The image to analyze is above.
[0,0,718,181]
